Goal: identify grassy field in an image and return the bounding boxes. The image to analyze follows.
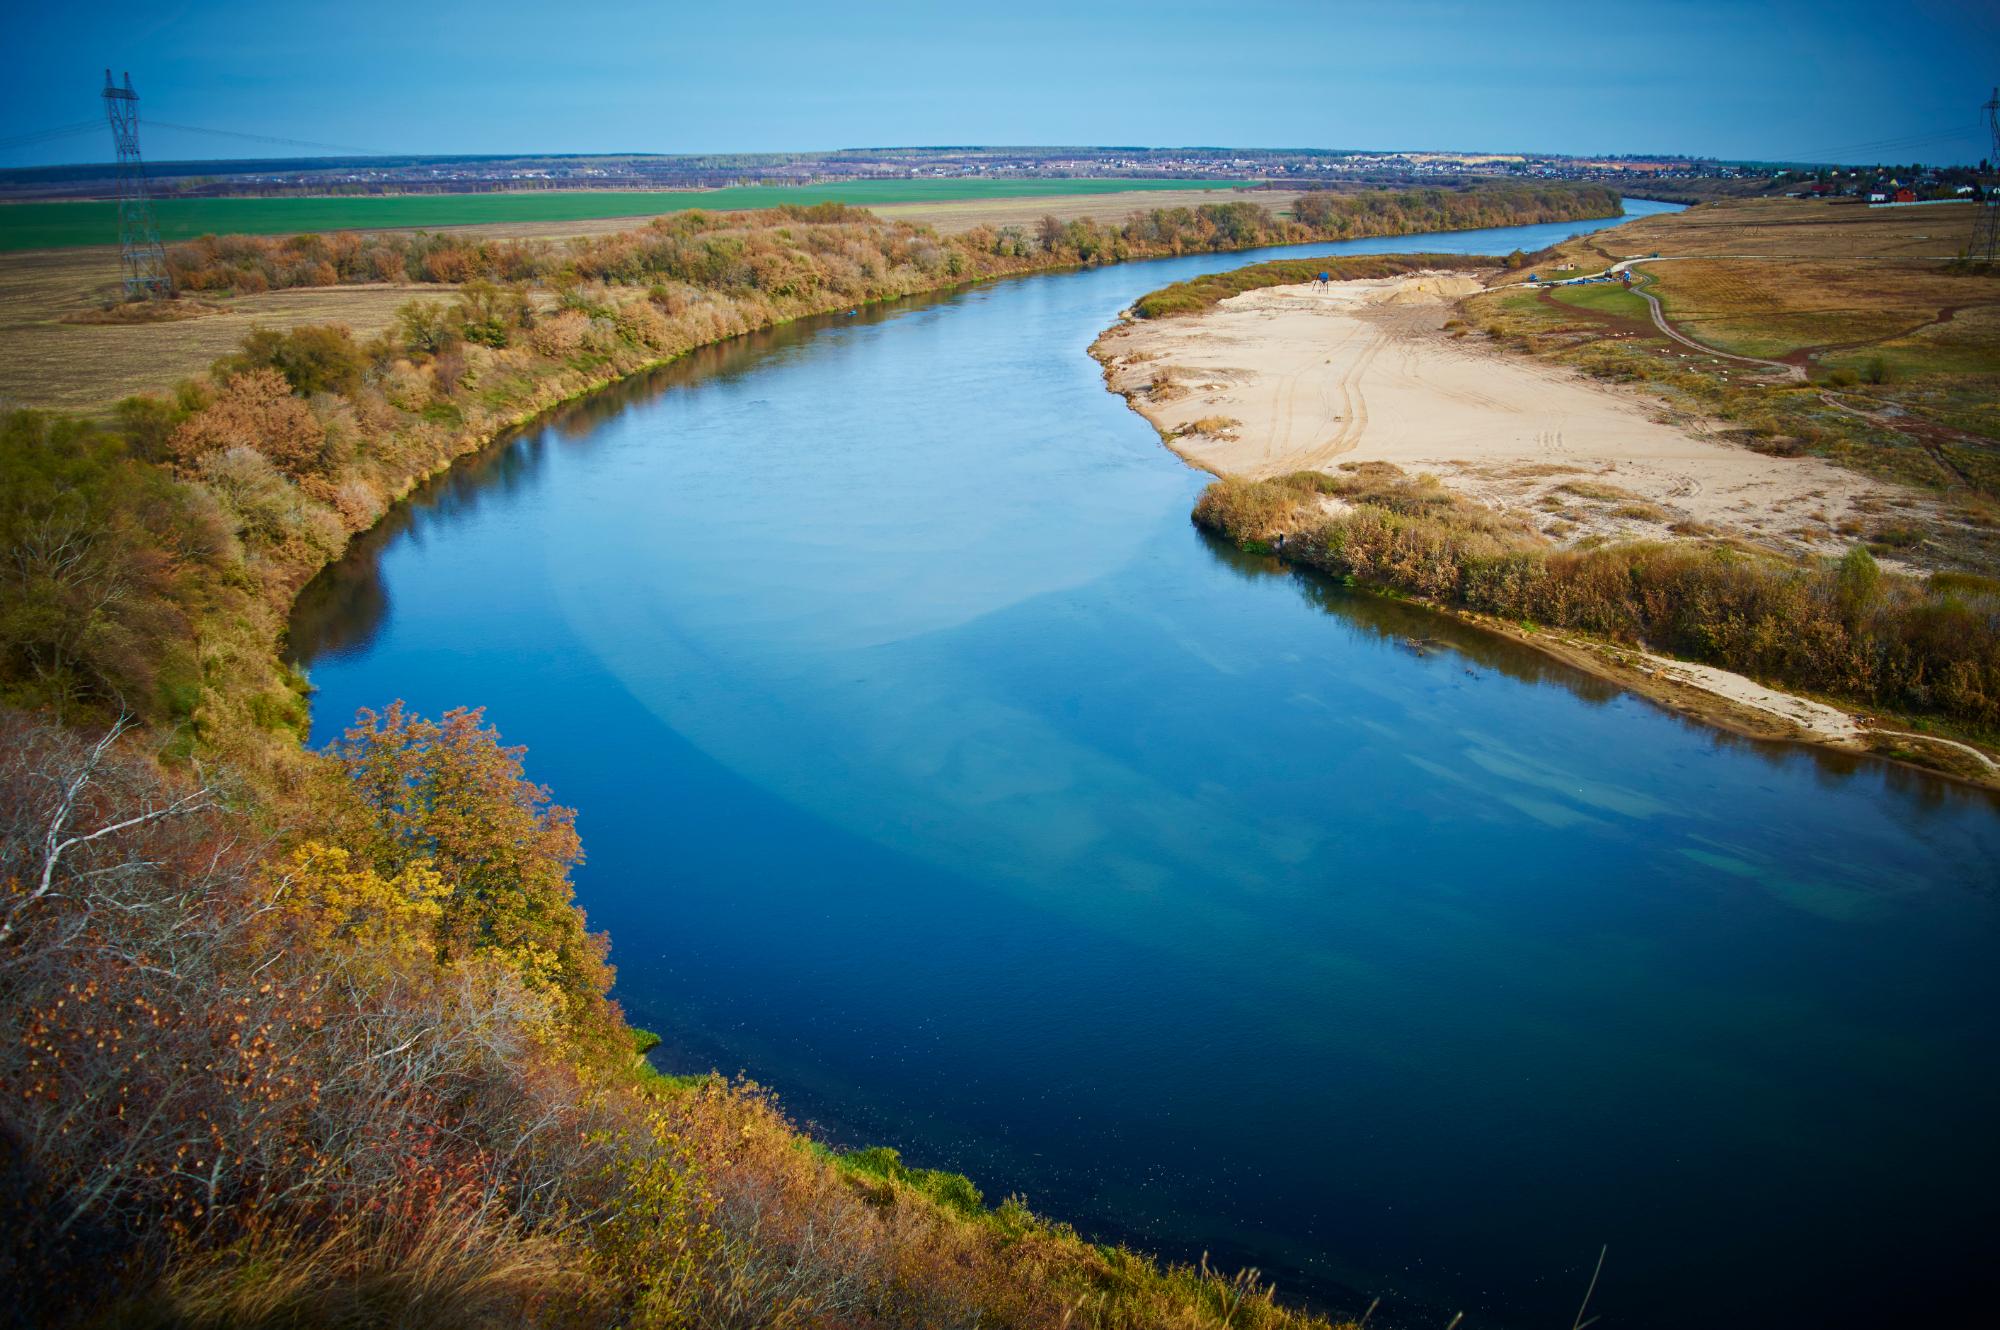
[0,178,1246,252]
[1640,258,1989,359]
[1547,280,1651,318]
[0,182,1277,409]
[0,246,439,409]
[0,186,1290,410]
[1596,195,1975,261]
[1466,197,2000,565]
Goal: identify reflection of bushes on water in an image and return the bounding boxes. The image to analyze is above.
[1194,526,1623,705]
[1195,520,2000,805]
[1193,466,2000,738]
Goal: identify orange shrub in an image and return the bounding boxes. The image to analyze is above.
[167,368,325,476]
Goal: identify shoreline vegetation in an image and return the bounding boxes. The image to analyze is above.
[1090,249,2000,785]
[1189,467,1999,781]
[0,184,1621,1327]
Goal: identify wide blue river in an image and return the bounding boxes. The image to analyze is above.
[292,201,1999,1328]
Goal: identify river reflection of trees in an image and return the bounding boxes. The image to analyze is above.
[1195,530,2000,817]
[287,293,963,666]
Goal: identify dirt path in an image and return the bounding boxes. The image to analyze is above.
[1621,269,1808,380]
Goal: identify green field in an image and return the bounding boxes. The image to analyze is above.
[1547,280,1651,319]
[0,178,1246,252]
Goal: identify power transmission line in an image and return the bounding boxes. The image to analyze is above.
[2,117,383,161]
[0,120,104,152]
[146,120,386,157]
[1772,121,1985,165]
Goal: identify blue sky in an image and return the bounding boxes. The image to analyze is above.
[5,0,1996,166]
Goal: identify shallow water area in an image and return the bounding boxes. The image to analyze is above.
[293,202,2000,1329]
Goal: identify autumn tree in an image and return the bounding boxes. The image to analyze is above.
[166,367,326,477]
[455,280,531,348]
[334,702,616,1038]
[1037,213,1065,253]
[0,709,629,1323]
[271,839,449,956]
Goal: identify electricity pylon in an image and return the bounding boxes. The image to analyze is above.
[1975,86,2000,262]
[101,70,171,299]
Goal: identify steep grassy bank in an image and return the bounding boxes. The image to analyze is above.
[3,187,1636,1326]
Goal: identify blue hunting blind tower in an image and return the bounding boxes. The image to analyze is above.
[101,70,171,298]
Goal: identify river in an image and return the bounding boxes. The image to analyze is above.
[290,201,1999,1329]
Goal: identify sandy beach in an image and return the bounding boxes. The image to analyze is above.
[1092,271,1998,780]
[1092,273,1939,560]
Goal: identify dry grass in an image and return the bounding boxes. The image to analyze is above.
[1464,196,2000,533]
[1596,195,1979,261]
[1644,258,1997,359]
[1195,465,2000,733]
[0,245,452,410]
[1555,479,1646,503]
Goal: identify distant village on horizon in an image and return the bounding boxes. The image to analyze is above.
[5,143,1992,202]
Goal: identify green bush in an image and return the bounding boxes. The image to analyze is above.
[223,323,367,395]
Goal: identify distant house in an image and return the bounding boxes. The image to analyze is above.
[1894,187,1918,203]
[1868,192,1888,203]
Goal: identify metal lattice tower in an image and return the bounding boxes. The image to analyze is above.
[101,70,171,299]
[1976,86,2000,263]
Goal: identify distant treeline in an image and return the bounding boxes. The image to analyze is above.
[162,184,1622,294]
[1194,466,2000,729]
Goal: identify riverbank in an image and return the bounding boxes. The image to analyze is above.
[1092,270,1940,560]
[282,200,2000,1330]
[4,189,1638,1330]
[2,188,1629,761]
[1467,605,1998,784]
[1092,265,2000,786]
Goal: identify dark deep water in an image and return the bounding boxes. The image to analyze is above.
[291,202,2000,1328]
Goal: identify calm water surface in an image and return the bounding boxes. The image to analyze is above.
[292,203,2000,1328]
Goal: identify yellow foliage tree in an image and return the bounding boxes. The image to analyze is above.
[274,839,449,955]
